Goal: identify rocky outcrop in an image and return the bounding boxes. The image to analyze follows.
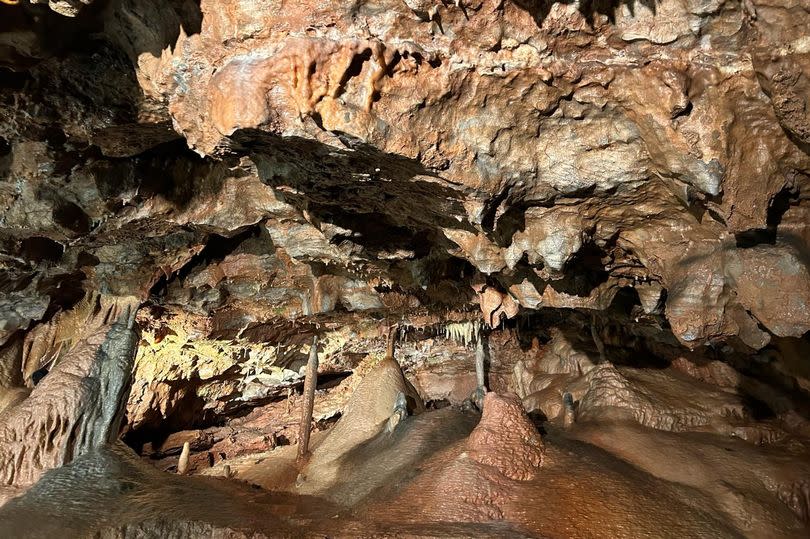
[576,364,749,432]
[106,0,809,347]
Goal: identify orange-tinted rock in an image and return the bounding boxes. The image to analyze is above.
[467,393,544,481]
[1,1,810,535]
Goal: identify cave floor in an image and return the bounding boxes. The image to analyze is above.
[1,410,808,539]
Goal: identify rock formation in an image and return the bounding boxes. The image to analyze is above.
[0,0,809,536]
[0,313,137,499]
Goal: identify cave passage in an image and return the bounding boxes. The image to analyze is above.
[1,0,810,538]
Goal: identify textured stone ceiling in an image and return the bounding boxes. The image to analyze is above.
[1,0,809,355]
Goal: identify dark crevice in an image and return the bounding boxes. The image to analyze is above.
[123,377,221,453]
[735,228,776,248]
[38,272,87,318]
[767,185,797,228]
[317,370,353,390]
[511,0,660,27]
[425,399,452,410]
[0,136,11,156]
[336,48,372,98]
[735,187,800,248]
[671,100,692,119]
[18,236,64,264]
[491,202,528,247]
[51,199,92,235]
[608,286,643,313]
[150,225,264,299]
[547,243,610,297]
[319,207,423,254]
[481,189,512,234]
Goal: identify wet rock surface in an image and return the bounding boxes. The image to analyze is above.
[0,0,809,537]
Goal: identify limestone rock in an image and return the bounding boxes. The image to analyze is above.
[0,322,138,489]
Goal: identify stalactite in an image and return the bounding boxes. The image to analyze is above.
[386,325,398,360]
[590,314,607,363]
[475,336,486,391]
[443,320,481,347]
[563,393,576,428]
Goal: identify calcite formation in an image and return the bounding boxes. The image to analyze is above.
[0,318,137,495]
[0,0,809,537]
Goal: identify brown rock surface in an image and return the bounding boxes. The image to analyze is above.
[466,392,545,480]
[1,0,810,536]
[2,0,808,348]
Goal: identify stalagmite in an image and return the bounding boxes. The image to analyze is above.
[0,321,139,490]
[177,442,190,475]
[562,392,576,428]
[470,332,487,410]
[386,324,398,360]
[297,336,319,464]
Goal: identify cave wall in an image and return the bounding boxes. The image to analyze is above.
[0,0,809,507]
